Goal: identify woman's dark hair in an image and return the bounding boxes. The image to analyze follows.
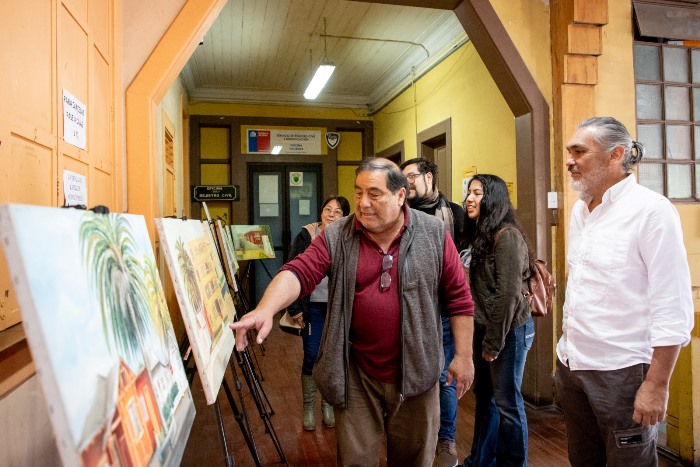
[459,174,535,271]
[321,195,351,216]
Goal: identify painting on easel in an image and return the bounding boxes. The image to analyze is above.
[0,204,195,467]
[230,224,275,260]
[155,218,236,405]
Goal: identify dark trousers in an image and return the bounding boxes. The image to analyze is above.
[301,301,327,376]
[555,359,658,467]
[439,316,457,441]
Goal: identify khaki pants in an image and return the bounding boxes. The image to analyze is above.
[335,358,440,467]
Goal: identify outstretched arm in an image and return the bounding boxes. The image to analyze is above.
[633,345,681,427]
[229,270,301,350]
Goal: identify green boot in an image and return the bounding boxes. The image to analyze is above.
[322,399,335,428]
[301,375,316,431]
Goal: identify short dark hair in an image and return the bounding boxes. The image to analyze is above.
[357,157,409,194]
[399,157,438,191]
[321,195,350,216]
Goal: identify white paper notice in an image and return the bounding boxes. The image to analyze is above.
[63,89,86,150]
[260,204,279,217]
[259,175,279,204]
[299,200,310,215]
[63,170,87,207]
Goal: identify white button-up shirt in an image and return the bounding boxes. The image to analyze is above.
[557,175,694,371]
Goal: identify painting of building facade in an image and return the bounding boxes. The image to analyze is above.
[230,224,275,260]
[0,204,195,467]
[155,218,236,405]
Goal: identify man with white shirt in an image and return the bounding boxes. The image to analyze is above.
[557,117,694,467]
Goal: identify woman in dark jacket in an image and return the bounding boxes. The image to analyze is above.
[459,174,535,467]
[287,195,350,431]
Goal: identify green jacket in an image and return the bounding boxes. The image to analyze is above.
[470,227,531,356]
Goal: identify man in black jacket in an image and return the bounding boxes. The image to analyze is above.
[400,157,465,467]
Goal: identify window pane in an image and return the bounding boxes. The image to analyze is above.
[665,86,690,121]
[663,47,689,83]
[634,44,660,81]
[637,124,663,159]
[694,88,700,121]
[696,164,700,197]
[636,84,662,120]
[639,163,664,194]
[666,125,692,159]
[667,164,692,198]
[692,49,700,84]
[696,126,700,160]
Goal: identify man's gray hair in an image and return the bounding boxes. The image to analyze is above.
[578,117,645,172]
[356,157,409,194]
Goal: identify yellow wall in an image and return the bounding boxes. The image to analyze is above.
[373,42,515,206]
[491,0,553,105]
[159,76,188,217]
[596,0,636,132]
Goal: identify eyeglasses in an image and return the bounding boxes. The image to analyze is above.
[322,206,344,216]
[380,254,393,291]
[405,172,424,182]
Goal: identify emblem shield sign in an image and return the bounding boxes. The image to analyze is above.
[326,132,340,149]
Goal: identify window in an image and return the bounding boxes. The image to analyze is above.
[634,42,700,201]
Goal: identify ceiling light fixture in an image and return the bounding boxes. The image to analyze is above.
[304,18,335,100]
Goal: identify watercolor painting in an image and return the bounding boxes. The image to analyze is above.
[230,224,276,260]
[214,220,239,292]
[155,218,236,405]
[0,204,195,467]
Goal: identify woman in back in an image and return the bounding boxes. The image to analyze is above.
[287,195,350,431]
[459,174,535,467]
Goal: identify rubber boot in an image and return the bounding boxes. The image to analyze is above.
[302,375,316,431]
[322,399,335,428]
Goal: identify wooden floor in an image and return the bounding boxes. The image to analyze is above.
[180,315,683,467]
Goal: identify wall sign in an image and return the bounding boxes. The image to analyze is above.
[244,128,323,154]
[191,185,239,202]
[62,89,86,150]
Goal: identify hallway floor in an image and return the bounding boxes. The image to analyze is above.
[179,314,683,466]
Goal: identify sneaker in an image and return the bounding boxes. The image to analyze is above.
[436,438,458,467]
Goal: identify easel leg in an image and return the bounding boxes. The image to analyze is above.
[214,400,235,467]
[223,364,262,467]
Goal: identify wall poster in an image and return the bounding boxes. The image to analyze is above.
[0,204,195,467]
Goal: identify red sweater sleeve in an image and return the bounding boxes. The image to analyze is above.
[440,232,474,317]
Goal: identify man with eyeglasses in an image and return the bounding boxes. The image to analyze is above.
[400,157,465,467]
[231,157,474,466]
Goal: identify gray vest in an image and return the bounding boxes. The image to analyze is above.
[313,208,446,407]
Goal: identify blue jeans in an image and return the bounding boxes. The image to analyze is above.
[464,317,534,467]
[301,302,327,376]
[439,316,457,441]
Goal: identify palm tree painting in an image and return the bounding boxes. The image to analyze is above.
[0,204,195,467]
[155,217,236,405]
[79,213,152,367]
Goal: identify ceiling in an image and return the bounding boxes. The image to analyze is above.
[179,0,468,113]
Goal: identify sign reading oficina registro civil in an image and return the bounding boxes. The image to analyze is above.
[191,185,239,202]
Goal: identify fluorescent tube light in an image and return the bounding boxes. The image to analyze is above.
[303,64,335,100]
[271,145,283,154]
